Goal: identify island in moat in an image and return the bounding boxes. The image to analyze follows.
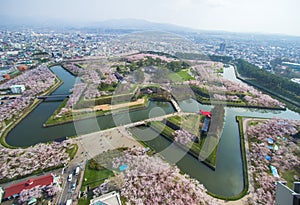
[0,51,299,205]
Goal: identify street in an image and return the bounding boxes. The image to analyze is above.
[57,163,82,205]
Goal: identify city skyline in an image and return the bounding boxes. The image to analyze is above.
[0,0,300,36]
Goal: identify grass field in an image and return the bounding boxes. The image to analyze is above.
[167,114,202,136]
[66,144,78,160]
[282,169,300,189]
[168,69,195,82]
[81,161,114,191]
[149,119,217,168]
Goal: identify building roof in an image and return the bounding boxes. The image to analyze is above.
[10,84,25,88]
[90,191,122,205]
[202,117,211,132]
[200,110,211,117]
[4,174,54,198]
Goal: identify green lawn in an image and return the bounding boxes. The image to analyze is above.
[197,135,218,166]
[168,72,183,82]
[167,115,183,126]
[167,114,202,136]
[78,198,89,205]
[149,119,217,168]
[282,169,300,189]
[181,114,201,136]
[148,121,175,137]
[79,150,126,205]
[177,69,195,80]
[81,161,114,191]
[168,69,195,82]
[66,144,78,160]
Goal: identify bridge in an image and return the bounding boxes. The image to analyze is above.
[170,97,182,113]
[123,112,194,129]
[78,112,196,142]
[36,94,69,99]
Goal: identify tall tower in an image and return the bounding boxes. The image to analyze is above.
[219,43,226,52]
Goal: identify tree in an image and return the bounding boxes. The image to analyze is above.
[235,59,300,106]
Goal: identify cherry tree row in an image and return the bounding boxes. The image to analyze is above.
[95,147,219,205]
[0,140,72,181]
[246,118,300,204]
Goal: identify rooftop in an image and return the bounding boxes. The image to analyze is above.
[3,174,54,199]
[200,109,211,117]
[90,191,122,205]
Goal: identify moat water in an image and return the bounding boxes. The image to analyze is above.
[6,65,300,197]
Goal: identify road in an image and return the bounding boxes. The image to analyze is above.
[57,163,85,205]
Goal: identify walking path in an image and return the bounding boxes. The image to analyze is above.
[76,112,193,159]
[170,97,182,112]
[72,98,145,113]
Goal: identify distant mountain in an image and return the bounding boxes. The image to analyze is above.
[0,16,195,33]
[1,16,299,40]
[0,15,76,30]
[85,19,195,33]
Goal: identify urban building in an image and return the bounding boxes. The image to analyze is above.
[3,174,55,200]
[276,181,300,205]
[0,187,4,203]
[219,43,226,52]
[3,73,10,80]
[90,191,122,205]
[10,84,25,94]
[17,64,28,72]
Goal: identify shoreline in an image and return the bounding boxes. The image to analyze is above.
[43,96,175,128]
[232,63,300,112]
[0,75,63,148]
[219,116,266,203]
[210,116,257,204]
[147,123,217,170]
[193,97,286,111]
[43,98,149,128]
[43,104,148,128]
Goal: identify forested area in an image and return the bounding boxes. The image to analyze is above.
[235,59,300,106]
[175,52,232,63]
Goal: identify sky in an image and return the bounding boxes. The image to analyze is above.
[0,0,299,36]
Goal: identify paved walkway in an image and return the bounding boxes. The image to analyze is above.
[76,127,142,160]
[170,97,182,112]
[76,112,194,159]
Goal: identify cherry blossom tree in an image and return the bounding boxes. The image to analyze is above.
[97,147,219,205]
[0,140,72,180]
[246,118,300,204]
[173,129,196,145]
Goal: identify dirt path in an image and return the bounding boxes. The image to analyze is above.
[72,97,145,113]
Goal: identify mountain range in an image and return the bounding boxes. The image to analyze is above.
[0,15,195,33]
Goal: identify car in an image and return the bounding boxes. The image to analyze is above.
[71,182,76,190]
[74,166,80,176]
[66,199,72,205]
[67,174,72,182]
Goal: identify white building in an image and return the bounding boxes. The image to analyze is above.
[276,181,300,205]
[10,85,25,94]
[90,191,122,205]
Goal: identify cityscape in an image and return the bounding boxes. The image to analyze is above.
[0,1,300,205]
